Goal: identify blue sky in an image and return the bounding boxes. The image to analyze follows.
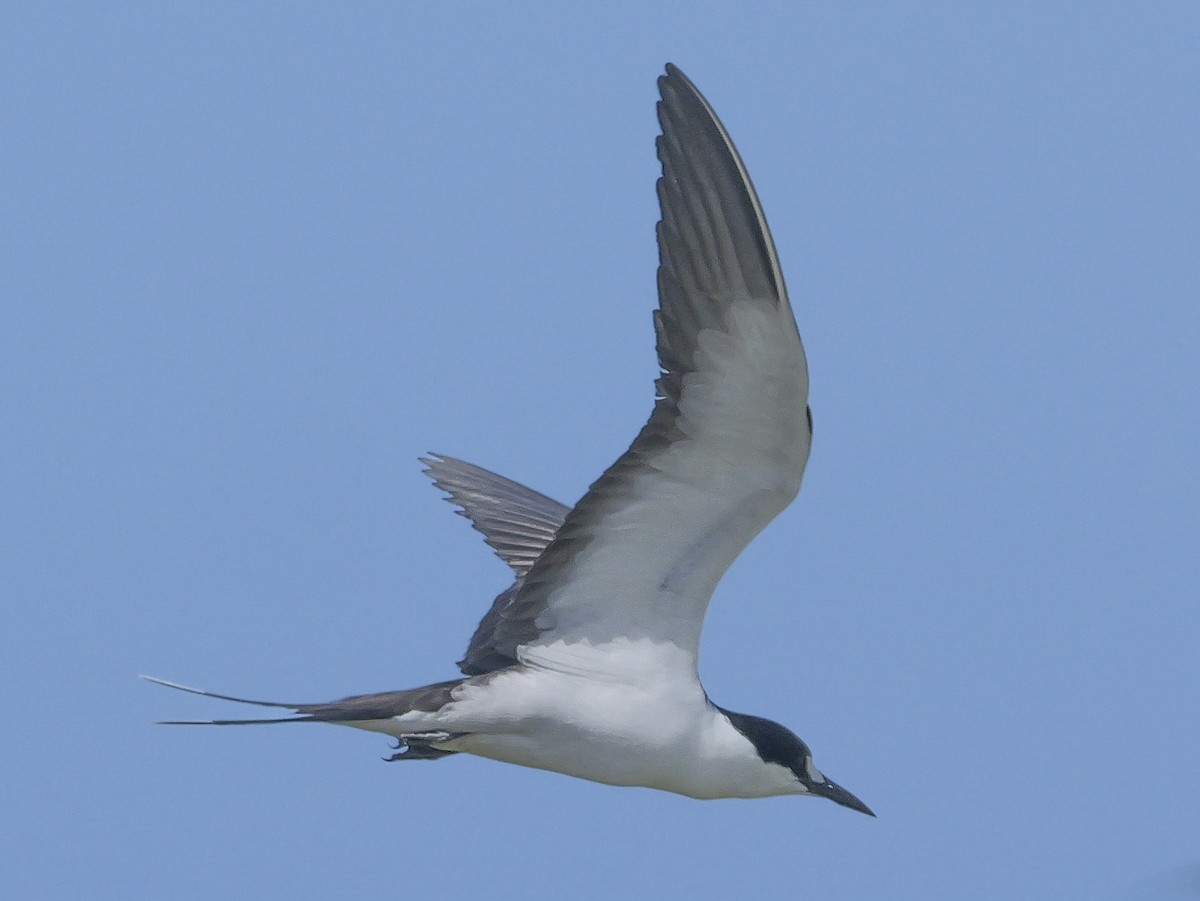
[3,4,1198,900]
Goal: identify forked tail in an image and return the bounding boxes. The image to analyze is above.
[140,674,464,727]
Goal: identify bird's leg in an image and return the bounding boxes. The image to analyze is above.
[383,732,463,762]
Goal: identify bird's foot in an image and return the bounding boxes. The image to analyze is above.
[383,732,462,761]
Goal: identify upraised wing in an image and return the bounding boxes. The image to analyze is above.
[421,454,572,676]
[422,453,569,578]
[459,64,811,679]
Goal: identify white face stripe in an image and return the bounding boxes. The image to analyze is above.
[804,756,826,784]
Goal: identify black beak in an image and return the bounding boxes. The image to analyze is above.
[815,778,875,817]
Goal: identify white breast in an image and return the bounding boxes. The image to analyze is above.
[435,663,805,799]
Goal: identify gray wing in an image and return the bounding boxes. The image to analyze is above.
[420,454,572,676]
[421,453,569,577]
[458,64,811,679]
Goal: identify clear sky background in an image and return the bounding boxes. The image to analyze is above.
[3,4,1198,900]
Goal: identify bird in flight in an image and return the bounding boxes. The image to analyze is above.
[145,64,873,816]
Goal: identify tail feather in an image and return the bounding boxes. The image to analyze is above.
[140,674,322,725]
[140,674,464,726]
[159,715,313,726]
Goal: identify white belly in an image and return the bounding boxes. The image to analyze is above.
[428,666,784,799]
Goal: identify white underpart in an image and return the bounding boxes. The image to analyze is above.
[520,299,808,683]
[355,663,808,799]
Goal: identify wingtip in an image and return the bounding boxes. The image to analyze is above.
[658,63,698,97]
[664,62,691,80]
[419,451,456,479]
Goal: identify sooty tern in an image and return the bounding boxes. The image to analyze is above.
[145,64,873,816]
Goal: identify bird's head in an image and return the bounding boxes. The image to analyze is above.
[720,708,874,816]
